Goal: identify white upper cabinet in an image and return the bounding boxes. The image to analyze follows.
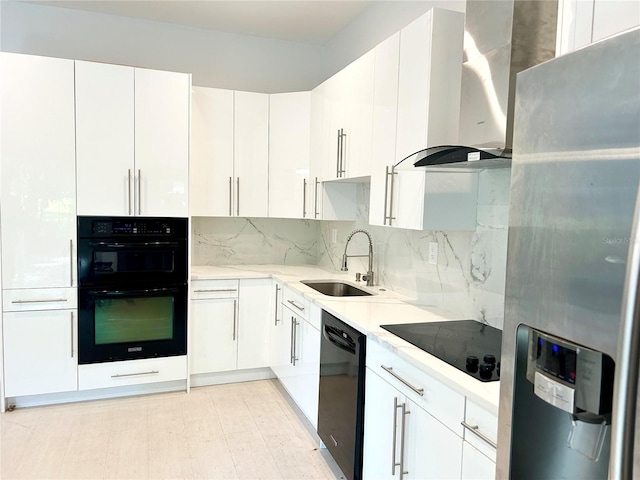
[1,53,77,289]
[190,87,234,217]
[134,68,190,217]
[395,8,464,164]
[308,87,325,219]
[268,92,311,219]
[75,61,134,216]
[234,91,269,217]
[75,61,190,217]
[320,50,375,181]
[369,32,401,227]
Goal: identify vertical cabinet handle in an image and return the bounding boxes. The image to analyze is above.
[128,169,132,215]
[387,165,397,226]
[336,129,341,178]
[69,239,74,286]
[391,397,409,478]
[137,169,142,215]
[232,299,237,341]
[314,177,320,219]
[290,316,295,364]
[302,179,307,218]
[383,166,390,225]
[292,318,299,366]
[339,129,347,177]
[236,177,240,216]
[274,285,281,326]
[228,177,233,216]
[70,311,74,358]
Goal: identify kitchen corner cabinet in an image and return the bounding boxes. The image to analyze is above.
[190,278,271,375]
[75,61,190,217]
[234,91,270,217]
[1,53,77,290]
[269,92,311,219]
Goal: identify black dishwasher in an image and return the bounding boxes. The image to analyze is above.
[317,310,366,480]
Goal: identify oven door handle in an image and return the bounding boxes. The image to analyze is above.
[87,241,181,248]
[90,287,181,297]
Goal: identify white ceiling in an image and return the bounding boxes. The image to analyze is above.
[23,0,374,45]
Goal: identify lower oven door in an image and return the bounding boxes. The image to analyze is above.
[79,285,187,364]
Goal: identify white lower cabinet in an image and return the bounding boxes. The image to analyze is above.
[190,278,271,375]
[270,291,320,428]
[363,367,462,479]
[3,309,78,397]
[461,442,496,480]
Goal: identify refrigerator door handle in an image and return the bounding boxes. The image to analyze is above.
[611,184,640,480]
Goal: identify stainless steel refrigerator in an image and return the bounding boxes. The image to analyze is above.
[497,27,640,479]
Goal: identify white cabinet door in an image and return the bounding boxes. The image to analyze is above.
[75,61,135,216]
[369,32,400,227]
[3,309,78,397]
[234,91,269,217]
[362,367,399,480]
[407,400,463,479]
[276,305,300,398]
[309,87,325,219]
[269,92,311,219]
[1,53,77,289]
[297,312,320,428]
[461,442,496,480]
[237,278,272,370]
[134,68,190,217]
[190,87,234,217]
[395,8,464,164]
[190,297,237,373]
[269,288,291,380]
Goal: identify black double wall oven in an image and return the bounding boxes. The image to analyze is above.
[77,216,188,364]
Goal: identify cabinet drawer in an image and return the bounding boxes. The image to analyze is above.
[191,279,239,299]
[282,285,308,319]
[367,339,465,435]
[463,399,498,461]
[78,356,187,390]
[3,287,77,312]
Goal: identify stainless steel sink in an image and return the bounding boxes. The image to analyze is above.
[301,281,372,297]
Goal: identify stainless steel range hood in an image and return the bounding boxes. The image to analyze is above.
[459,0,558,152]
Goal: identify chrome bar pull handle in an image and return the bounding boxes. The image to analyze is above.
[229,177,233,216]
[236,177,240,216]
[274,285,281,326]
[314,177,320,218]
[70,311,74,358]
[137,169,142,215]
[461,421,498,449]
[292,319,299,366]
[290,316,295,364]
[399,402,408,479]
[111,370,159,378]
[193,289,238,293]
[338,129,346,177]
[302,178,307,218]
[336,129,341,178]
[232,299,237,341]
[128,169,132,215]
[12,298,68,304]
[381,365,424,396]
[69,239,74,286]
[383,166,390,225]
[392,397,399,475]
[287,299,305,312]
[388,165,397,225]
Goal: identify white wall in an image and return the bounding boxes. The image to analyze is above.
[0,1,325,92]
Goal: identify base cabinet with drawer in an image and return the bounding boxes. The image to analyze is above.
[190,278,272,375]
[363,367,463,479]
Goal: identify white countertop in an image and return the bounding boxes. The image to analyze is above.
[191,264,501,414]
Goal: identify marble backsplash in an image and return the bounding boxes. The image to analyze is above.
[192,168,511,329]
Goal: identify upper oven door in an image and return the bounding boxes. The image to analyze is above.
[77,216,187,286]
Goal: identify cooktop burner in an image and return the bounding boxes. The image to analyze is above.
[380,320,502,382]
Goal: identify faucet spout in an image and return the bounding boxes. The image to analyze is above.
[341,229,375,286]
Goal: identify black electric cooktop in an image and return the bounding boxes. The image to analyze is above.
[380,320,502,382]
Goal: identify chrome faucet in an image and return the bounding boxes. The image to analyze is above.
[341,229,374,286]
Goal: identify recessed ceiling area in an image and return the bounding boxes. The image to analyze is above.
[22,0,373,45]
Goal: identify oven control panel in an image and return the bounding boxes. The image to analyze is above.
[92,220,173,235]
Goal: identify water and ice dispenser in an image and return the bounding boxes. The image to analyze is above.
[510,326,615,479]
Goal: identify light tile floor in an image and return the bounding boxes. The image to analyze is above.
[1,380,344,480]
